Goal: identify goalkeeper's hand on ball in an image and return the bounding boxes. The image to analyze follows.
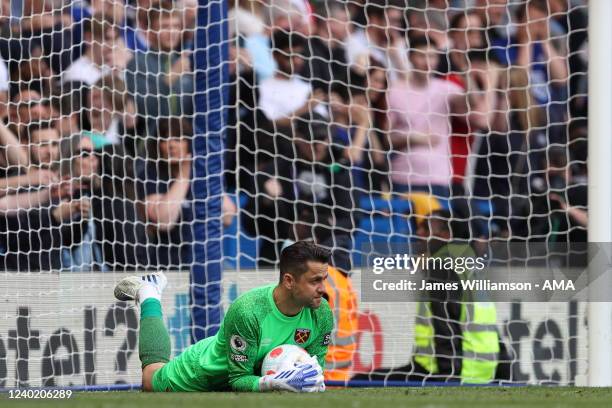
[301,355,325,393]
[259,356,325,393]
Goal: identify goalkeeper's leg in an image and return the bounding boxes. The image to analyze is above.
[114,273,171,391]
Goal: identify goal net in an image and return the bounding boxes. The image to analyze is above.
[0,0,591,387]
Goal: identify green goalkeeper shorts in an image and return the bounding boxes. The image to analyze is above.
[151,352,208,392]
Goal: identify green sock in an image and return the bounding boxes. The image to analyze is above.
[139,298,171,368]
[141,298,163,319]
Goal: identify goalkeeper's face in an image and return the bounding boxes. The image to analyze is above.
[292,261,328,309]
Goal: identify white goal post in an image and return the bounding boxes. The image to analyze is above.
[587,0,612,388]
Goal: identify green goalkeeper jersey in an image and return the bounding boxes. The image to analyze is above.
[155,284,333,392]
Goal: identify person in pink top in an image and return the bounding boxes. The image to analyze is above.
[387,35,489,198]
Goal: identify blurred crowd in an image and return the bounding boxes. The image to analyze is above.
[0,0,220,271]
[231,0,588,265]
[0,0,588,271]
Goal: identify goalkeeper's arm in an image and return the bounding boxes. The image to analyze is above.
[223,301,264,392]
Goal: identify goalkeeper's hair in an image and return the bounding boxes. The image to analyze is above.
[279,241,331,281]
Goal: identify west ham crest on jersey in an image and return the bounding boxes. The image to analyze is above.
[294,328,311,344]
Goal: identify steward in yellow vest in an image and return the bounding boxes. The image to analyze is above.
[352,209,501,384]
[413,243,499,383]
[412,209,499,383]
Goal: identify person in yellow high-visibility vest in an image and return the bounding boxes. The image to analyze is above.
[353,209,509,384]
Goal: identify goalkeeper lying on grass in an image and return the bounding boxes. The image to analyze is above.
[113,241,333,392]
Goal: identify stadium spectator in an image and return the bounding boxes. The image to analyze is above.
[9,88,53,140]
[511,146,587,244]
[11,44,55,99]
[485,0,568,143]
[0,120,56,200]
[71,0,144,54]
[1,0,75,76]
[54,133,104,271]
[406,2,451,52]
[243,112,353,266]
[548,0,588,119]
[27,120,60,169]
[328,79,385,195]
[125,0,194,134]
[56,133,148,271]
[225,41,259,192]
[80,75,141,199]
[346,0,410,81]
[514,0,568,104]
[443,11,503,195]
[305,2,351,92]
[260,30,321,127]
[253,30,325,191]
[387,36,488,198]
[229,0,276,80]
[474,0,512,51]
[51,83,86,138]
[0,122,73,271]
[0,122,69,216]
[61,18,132,85]
[127,0,158,52]
[364,62,392,192]
[179,0,197,50]
[472,66,545,236]
[137,117,194,269]
[83,75,135,148]
[137,115,235,269]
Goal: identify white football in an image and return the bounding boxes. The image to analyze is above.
[260,344,311,376]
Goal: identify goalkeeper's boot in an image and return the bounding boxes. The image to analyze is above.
[114,272,167,303]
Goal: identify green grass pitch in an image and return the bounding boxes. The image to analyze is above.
[4,388,612,408]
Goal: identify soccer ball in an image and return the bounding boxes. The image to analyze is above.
[260,344,311,376]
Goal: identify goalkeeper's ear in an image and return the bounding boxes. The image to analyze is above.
[280,271,297,291]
